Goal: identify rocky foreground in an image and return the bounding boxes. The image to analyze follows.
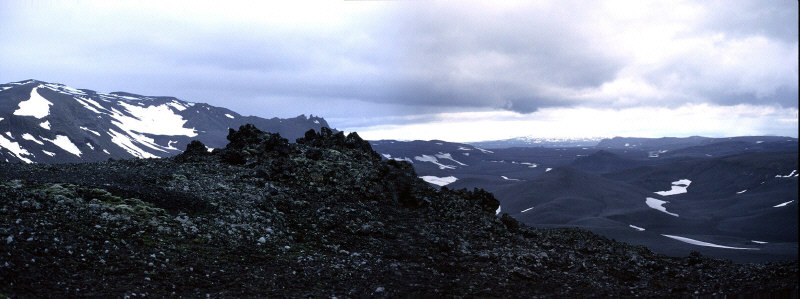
[1,125,797,297]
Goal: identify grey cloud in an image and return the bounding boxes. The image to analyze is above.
[0,1,796,128]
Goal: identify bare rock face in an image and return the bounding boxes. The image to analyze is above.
[0,124,796,297]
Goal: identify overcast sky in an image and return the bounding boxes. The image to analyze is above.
[1,0,797,141]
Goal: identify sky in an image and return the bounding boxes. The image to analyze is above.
[0,0,797,142]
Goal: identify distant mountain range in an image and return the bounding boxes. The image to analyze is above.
[470,136,605,148]
[372,135,798,262]
[0,79,330,163]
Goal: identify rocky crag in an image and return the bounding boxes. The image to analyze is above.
[1,125,797,297]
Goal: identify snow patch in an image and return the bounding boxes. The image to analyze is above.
[474,147,494,154]
[13,87,52,119]
[167,101,187,111]
[42,135,82,157]
[521,207,534,213]
[419,175,458,186]
[751,240,768,244]
[629,225,645,231]
[414,155,456,169]
[0,134,33,163]
[381,153,413,163]
[86,143,95,150]
[773,200,794,208]
[111,102,197,137]
[654,179,691,196]
[495,205,502,215]
[225,113,235,119]
[74,97,103,114]
[645,197,679,217]
[42,150,55,157]
[107,129,159,159]
[545,168,552,172]
[736,190,747,194]
[313,120,320,124]
[22,134,44,145]
[435,152,467,166]
[775,170,797,178]
[661,234,758,250]
[457,146,471,151]
[103,149,110,155]
[501,176,521,181]
[4,132,12,138]
[520,162,538,168]
[80,126,101,136]
[39,120,51,130]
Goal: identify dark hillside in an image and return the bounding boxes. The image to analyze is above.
[1,125,796,297]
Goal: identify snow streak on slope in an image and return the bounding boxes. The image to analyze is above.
[13,87,52,119]
[21,134,44,145]
[661,235,758,250]
[414,155,456,169]
[435,152,467,166]
[112,102,197,137]
[419,176,458,186]
[655,179,691,196]
[42,135,82,157]
[0,134,33,163]
[629,225,645,231]
[107,129,159,159]
[645,197,679,217]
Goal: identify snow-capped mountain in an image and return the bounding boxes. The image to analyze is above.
[0,79,331,163]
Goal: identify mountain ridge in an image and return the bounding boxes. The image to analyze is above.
[0,79,332,163]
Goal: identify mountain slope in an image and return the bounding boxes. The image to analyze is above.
[1,124,796,297]
[0,79,330,163]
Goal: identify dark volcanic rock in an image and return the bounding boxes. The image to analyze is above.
[0,124,797,297]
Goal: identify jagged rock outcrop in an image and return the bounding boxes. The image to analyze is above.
[0,125,796,297]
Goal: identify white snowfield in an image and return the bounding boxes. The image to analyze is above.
[39,121,51,130]
[654,179,691,196]
[414,155,456,169]
[13,87,52,119]
[661,234,758,250]
[645,197,679,217]
[419,175,458,187]
[773,200,794,208]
